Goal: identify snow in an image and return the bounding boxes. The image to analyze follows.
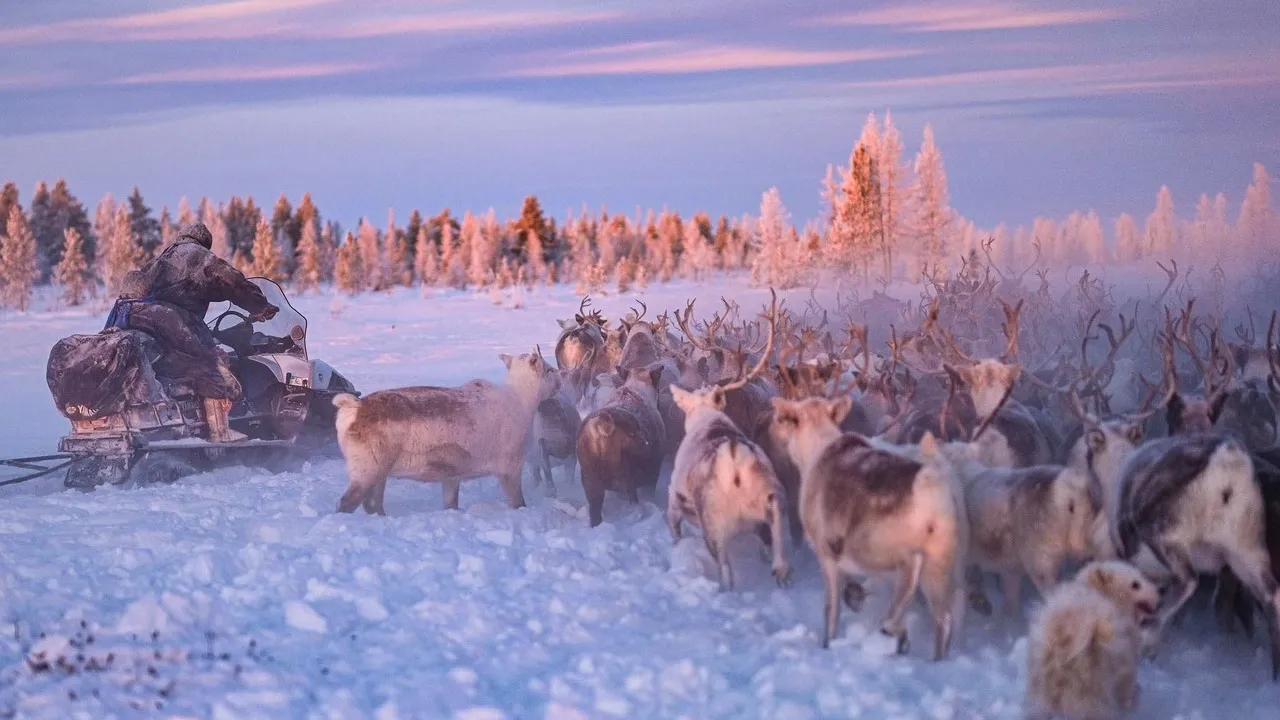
[1,279,1278,718]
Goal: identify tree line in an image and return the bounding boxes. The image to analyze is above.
[0,113,1273,312]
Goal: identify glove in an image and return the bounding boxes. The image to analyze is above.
[252,305,279,322]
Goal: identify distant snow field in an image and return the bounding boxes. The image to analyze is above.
[1,279,1277,718]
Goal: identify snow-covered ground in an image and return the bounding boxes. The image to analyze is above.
[0,279,1276,719]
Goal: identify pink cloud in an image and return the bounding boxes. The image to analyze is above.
[513,43,924,78]
[315,10,625,39]
[823,1,1131,32]
[109,62,379,86]
[0,2,620,44]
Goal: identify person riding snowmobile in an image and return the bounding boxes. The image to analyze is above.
[106,222,279,442]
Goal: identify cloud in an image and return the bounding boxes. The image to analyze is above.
[108,62,381,86]
[0,0,339,44]
[512,42,924,78]
[842,55,1280,99]
[822,1,1132,32]
[0,1,624,44]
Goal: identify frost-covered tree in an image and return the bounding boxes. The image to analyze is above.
[249,219,285,281]
[565,211,595,289]
[384,211,411,287]
[879,111,904,276]
[462,211,489,288]
[319,222,338,281]
[1238,162,1272,251]
[177,197,195,226]
[680,218,717,280]
[103,207,142,298]
[223,196,261,258]
[906,125,951,280]
[92,194,116,278]
[159,206,176,250]
[1114,213,1142,264]
[54,228,92,306]
[1077,210,1106,265]
[413,223,439,289]
[751,187,802,288]
[293,217,322,293]
[28,179,92,279]
[0,182,20,241]
[334,232,363,295]
[357,218,383,291]
[512,195,551,263]
[1,206,39,310]
[1144,185,1177,259]
[655,212,681,282]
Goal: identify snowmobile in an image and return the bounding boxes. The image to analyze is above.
[42,278,358,489]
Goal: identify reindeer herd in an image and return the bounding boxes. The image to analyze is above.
[327,257,1280,717]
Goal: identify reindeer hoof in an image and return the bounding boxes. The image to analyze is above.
[880,627,909,655]
[843,582,867,612]
[773,564,793,587]
[969,590,994,616]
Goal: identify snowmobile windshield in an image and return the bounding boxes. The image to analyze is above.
[207,278,308,358]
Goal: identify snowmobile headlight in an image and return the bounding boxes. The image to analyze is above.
[290,325,305,341]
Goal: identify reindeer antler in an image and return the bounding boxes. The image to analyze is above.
[720,289,778,393]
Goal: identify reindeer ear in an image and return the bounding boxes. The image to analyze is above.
[648,365,663,388]
[1002,363,1022,385]
[829,396,853,425]
[573,314,584,325]
[1124,424,1144,445]
[710,387,726,410]
[1209,391,1230,424]
[1085,563,1110,592]
[918,431,939,458]
[1166,393,1185,432]
[771,399,799,432]
[499,354,514,369]
[1086,428,1107,453]
[670,385,693,410]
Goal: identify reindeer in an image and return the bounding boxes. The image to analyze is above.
[555,296,610,376]
[772,394,967,659]
[577,363,667,527]
[526,349,582,497]
[332,349,557,515]
[665,293,792,590]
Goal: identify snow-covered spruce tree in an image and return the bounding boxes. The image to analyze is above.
[30,180,93,281]
[0,182,21,242]
[1077,210,1106,265]
[656,211,681,282]
[249,219,285,281]
[1145,185,1177,259]
[1114,213,1142,264]
[460,211,488,289]
[1190,194,1230,266]
[357,218,383,291]
[906,124,952,281]
[103,207,142,298]
[413,223,439,290]
[565,210,595,291]
[879,111,904,278]
[1238,162,1272,253]
[751,187,801,288]
[54,228,92,306]
[200,200,232,261]
[293,217,322,293]
[1,206,39,310]
[384,212,411,287]
[481,210,508,286]
[92,193,116,280]
[438,218,459,288]
[334,232,364,295]
[177,197,195,226]
[615,255,635,293]
[318,222,338,281]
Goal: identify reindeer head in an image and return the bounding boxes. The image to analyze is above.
[670,384,728,419]
[500,347,557,404]
[771,396,854,464]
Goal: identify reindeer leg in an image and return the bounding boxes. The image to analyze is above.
[966,566,993,617]
[882,552,926,654]
[362,477,388,516]
[539,440,557,497]
[1147,542,1199,628]
[705,534,734,591]
[1001,570,1024,617]
[819,555,844,649]
[442,480,461,511]
[1222,545,1280,679]
[337,460,385,514]
[498,470,526,509]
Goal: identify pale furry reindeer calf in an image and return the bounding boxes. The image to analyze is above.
[1112,433,1280,678]
[1025,560,1160,720]
[577,364,667,527]
[332,349,556,514]
[938,444,1099,617]
[772,396,967,659]
[667,384,791,590]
